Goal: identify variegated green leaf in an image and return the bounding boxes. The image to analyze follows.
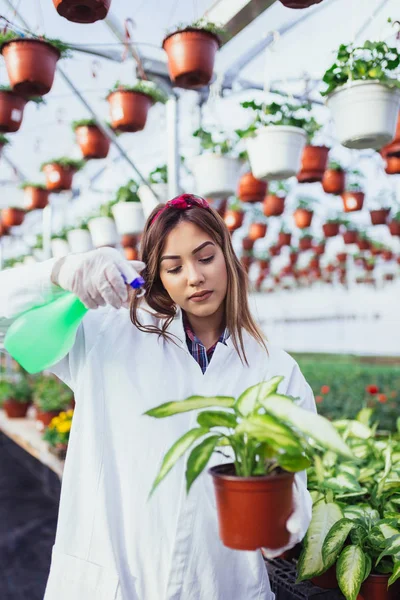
[378,522,400,540]
[185,435,221,493]
[261,395,354,459]
[363,554,372,582]
[356,407,374,427]
[310,491,324,505]
[334,419,372,439]
[235,376,284,416]
[197,410,237,429]
[236,413,303,453]
[377,535,400,564]
[339,464,360,478]
[337,545,366,600]
[276,453,311,472]
[322,518,354,570]
[325,473,364,493]
[145,395,235,418]
[388,561,400,586]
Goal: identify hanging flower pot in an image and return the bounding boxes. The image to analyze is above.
[138,183,169,218]
[337,252,347,263]
[370,209,390,225]
[53,0,111,23]
[382,250,393,261]
[42,159,84,192]
[162,27,220,89]
[242,237,254,251]
[294,208,313,229]
[240,254,253,272]
[0,90,26,133]
[357,237,370,251]
[0,221,9,237]
[3,398,31,419]
[67,228,93,253]
[278,232,291,246]
[263,195,285,217]
[238,172,267,203]
[380,111,400,157]
[313,242,325,255]
[51,238,70,258]
[247,126,306,180]
[322,222,340,238]
[341,191,364,212]
[270,245,281,257]
[299,236,312,251]
[88,216,118,247]
[23,185,49,210]
[385,156,400,175]
[107,89,152,132]
[121,234,138,249]
[1,207,25,227]
[111,202,145,235]
[124,246,138,261]
[1,39,61,96]
[297,145,329,183]
[322,166,345,195]
[343,230,358,244]
[73,121,110,159]
[389,220,400,236]
[309,257,320,270]
[190,154,241,199]
[224,209,244,232]
[279,0,323,7]
[248,222,267,241]
[359,573,400,600]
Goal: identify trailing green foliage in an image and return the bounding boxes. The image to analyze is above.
[149,164,168,184]
[0,134,10,145]
[165,18,224,40]
[40,157,86,171]
[19,182,46,190]
[108,80,168,104]
[193,127,240,156]
[116,179,140,203]
[0,378,31,404]
[0,31,71,58]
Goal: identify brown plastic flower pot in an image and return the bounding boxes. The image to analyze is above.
[389,221,400,236]
[0,91,26,133]
[238,172,267,203]
[294,208,313,229]
[1,39,60,96]
[107,90,153,133]
[313,243,325,255]
[121,234,138,248]
[263,195,285,217]
[343,231,358,244]
[224,210,244,232]
[75,125,110,159]
[242,237,254,251]
[270,245,281,257]
[322,168,345,195]
[3,399,31,419]
[357,238,370,251]
[1,207,25,227]
[278,232,292,246]
[124,246,138,261]
[36,409,61,427]
[323,223,339,238]
[280,0,323,6]
[43,164,75,192]
[240,255,253,272]
[210,463,294,551]
[297,145,329,183]
[380,112,400,158]
[299,237,312,251]
[162,29,220,89]
[370,209,390,226]
[24,187,49,210]
[359,573,400,600]
[53,0,111,23]
[385,156,400,175]
[341,191,364,212]
[337,253,347,263]
[311,565,338,589]
[249,222,267,241]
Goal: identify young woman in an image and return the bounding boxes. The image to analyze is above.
[0,194,316,600]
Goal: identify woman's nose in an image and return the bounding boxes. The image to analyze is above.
[187,263,205,286]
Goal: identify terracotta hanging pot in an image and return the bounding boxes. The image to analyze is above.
[259,259,270,271]
[24,186,49,210]
[370,209,390,226]
[43,163,75,192]
[224,210,244,232]
[121,234,138,248]
[385,156,400,175]
[322,223,340,238]
[294,208,313,229]
[263,195,285,217]
[0,221,9,236]
[53,0,111,23]
[389,221,400,236]
[1,39,60,96]
[299,237,312,251]
[162,29,220,89]
[107,90,153,132]
[1,207,25,227]
[279,0,323,6]
[209,463,294,550]
[75,125,110,159]
[313,242,325,255]
[309,257,320,270]
[357,238,370,251]
[278,232,292,246]
[359,573,400,600]
[124,246,138,261]
[270,245,281,257]
[249,222,267,241]
[240,255,253,272]
[380,111,400,157]
[343,230,358,244]
[341,191,364,212]
[0,90,27,133]
[297,145,329,183]
[382,250,393,261]
[337,252,347,263]
[322,168,345,195]
[288,253,297,265]
[242,237,254,251]
[238,171,267,203]
[3,399,31,419]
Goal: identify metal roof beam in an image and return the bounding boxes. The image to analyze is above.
[205,0,277,45]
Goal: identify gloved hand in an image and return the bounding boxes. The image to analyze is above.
[51,247,145,310]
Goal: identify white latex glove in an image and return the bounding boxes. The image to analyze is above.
[51,247,145,310]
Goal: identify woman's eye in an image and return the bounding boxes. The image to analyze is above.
[167,266,182,274]
[200,256,214,264]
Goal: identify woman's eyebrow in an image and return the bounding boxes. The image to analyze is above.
[160,241,215,262]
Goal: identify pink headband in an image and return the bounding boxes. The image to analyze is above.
[150,194,210,225]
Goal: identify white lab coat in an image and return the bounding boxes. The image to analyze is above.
[0,259,316,600]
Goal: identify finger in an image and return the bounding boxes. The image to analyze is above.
[104,265,128,303]
[116,259,146,284]
[80,293,99,310]
[87,278,106,308]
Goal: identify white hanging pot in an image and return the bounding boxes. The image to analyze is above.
[138,183,169,218]
[326,81,400,150]
[88,216,118,248]
[51,238,70,258]
[246,126,307,180]
[67,228,93,253]
[190,154,241,198]
[111,202,145,235]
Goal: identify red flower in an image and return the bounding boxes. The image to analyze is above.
[316,395,323,404]
[321,385,330,395]
[377,394,387,404]
[366,384,379,395]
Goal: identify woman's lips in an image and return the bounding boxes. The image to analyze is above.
[189,291,213,303]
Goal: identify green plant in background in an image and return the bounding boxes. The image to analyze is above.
[269,181,290,197]
[341,218,359,231]
[33,375,73,413]
[115,179,140,203]
[193,127,240,156]
[322,40,400,97]
[0,84,45,104]
[33,233,43,250]
[300,229,313,240]
[40,157,86,172]
[327,160,344,171]
[0,31,71,58]
[0,134,10,146]
[226,197,243,212]
[295,197,318,210]
[0,377,31,405]
[166,19,224,39]
[108,80,168,104]
[0,380,14,405]
[19,182,47,190]
[391,211,400,222]
[149,164,168,185]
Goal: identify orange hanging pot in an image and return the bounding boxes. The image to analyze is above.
[341,191,364,212]
[53,0,111,23]
[0,90,26,133]
[24,186,49,210]
[343,230,358,244]
[224,210,244,232]
[322,168,345,195]
[278,232,292,246]
[297,145,329,183]
[380,111,400,158]
[238,172,268,203]
[322,223,340,238]
[1,39,60,96]
[248,222,267,241]
[1,207,25,227]
[42,164,75,192]
[299,237,313,251]
[313,242,325,255]
[209,464,294,551]
[242,237,254,251]
[107,89,153,132]
[389,221,400,236]
[124,246,138,261]
[370,209,390,226]
[385,156,400,175]
[75,124,110,159]
[279,0,323,6]
[294,208,313,229]
[162,28,220,89]
[263,194,285,217]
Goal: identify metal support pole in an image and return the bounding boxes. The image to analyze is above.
[42,203,52,260]
[166,95,180,199]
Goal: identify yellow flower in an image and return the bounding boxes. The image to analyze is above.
[67,409,74,417]
[59,411,67,420]
[50,417,61,428]
[57,422,71,434]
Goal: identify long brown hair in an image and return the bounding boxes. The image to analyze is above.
[130,201,267,364]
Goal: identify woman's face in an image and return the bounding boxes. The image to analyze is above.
[159,220,228,319]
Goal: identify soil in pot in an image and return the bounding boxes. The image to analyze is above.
[323,223,339,238]
[0,91,26,133]
[297,145,329,183]
[75,125,110,159]
[238,172,267,203]
[224,210,244,232]
[294,208,313,229]
[389,221,400,236]
[322,168,345,195]
[343,231,358,244]
[1,207,25,227]
[43,164,75,192]
[359,573,400,600]
[3,399,31,419]
[24,187,49,210]
[263,195,285,217]
[249,223,267,241]
[341,191,364,212]
[162,29,220,89]
[210,463,294,551]
[53,0,111,23]
[1,39,60,96]
[278,232,292,246]
[107,90,153,132]
[385,156,400,175]
[370,209,390,226]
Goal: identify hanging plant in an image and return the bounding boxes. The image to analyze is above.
[20,182,49,210]
[224,199,244,232]
[341,178,365,212]
[41,157,85,192]
[72,118,110,159]
[238,171,268,203]
[369,190,392,225]
[380,111,400,157]
[322,40,400,149]
[0,32,70,96]
[107,80,167,133]
[299,230,313,251]
[0,133,10,153]
[1,206,25,227]
[389,211,400,236]
[322,217,341,238]
[248,218,268,241]
[53,0,111,23]
[0,86,27,132]
[297,144,329,184]
[322,160,346,195]
[162,19,223,89]
[385,155,400,174]
[262,181,288,217]
[293,197,317,229]
[111,179,145,235]
[278,225,292,247]
[341,219,359,244]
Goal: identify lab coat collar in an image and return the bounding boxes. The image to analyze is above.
[167,306,235,351]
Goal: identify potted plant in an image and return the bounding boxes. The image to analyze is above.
[33,375,73,428]
[21,182,49,210]
[0,85,27,132]
[380,111,400,157]
[369,191,392,225]
[41,157,85,192]
[0,378,32,418]
[107,80,167,132]
[1,206,25,227]
[88,202,118,248]
[313,238,326,255]
[293,197,316,229]
[342,179,365,213]
[322,40,400,149]
[111,179,145,235]
[72,118,110,159]
[299,230,313,251]
[67,221,93,253]
[238,171,268,203]
[356,232,370,251]
[162,19,222,89]
[224,199,244,232]
[138,164,169,217]
[263,181,288,217]
[0,133,10,154]
[0,32,70,96]
[145,376,352,551]
[341,219,358,244]
[388,211,400,236]
[53,0,111,23]
[51,229,70,258]
[384,155,400,175]
[322,160,346,195]
[296,118,329,184]
[323,217,341,238]
[242,237,254,252]
[270,244,282,257]
[43,408,74,460]
[279,0,323,7]
[240,251,254,273]
[278,225,292,247]
[248,218,268,241]
[238,99,313,180]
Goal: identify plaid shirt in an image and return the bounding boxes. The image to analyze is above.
[183,311,230,374]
